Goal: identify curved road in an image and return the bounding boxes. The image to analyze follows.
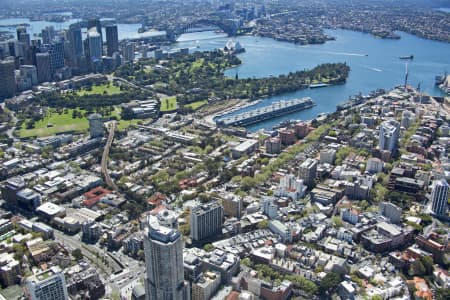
[109,75,153,94]
[101,121,119,191]
[0,103,18,140]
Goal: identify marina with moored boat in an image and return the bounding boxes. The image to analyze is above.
[217,97,315,127]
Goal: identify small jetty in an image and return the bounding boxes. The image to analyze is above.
[309,83,330,89]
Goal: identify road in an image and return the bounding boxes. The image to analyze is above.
[108,75,153,94]
[54,229,147,296]
[101,121,118,191]
[0,103,18,140]
[108,252,145,296]
[54,230,122,274]
[119,277,142,300]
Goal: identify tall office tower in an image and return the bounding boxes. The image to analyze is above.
[105,25,119,56]
[8,41,16,57]
[122,43,135,62]
[379,119,400,153]
[0,42,8,60]
[143,212,190,300]
[36,52,51,83]
[112,52,122,68]
[87,18,102,43]
[88,113,104,138]
[47,40,65,73]
[25,272,68,300]
[67,26,83,68]
[431,179,449,215]
[16,26,27,40]
[26,44,39,65]
[31,39,42,48]
[190,201,224,242]
[28,40,41,65]
[87,28,103,60]
[20,65,38,86]
[17,27,30,47]
[15,43,27,62]
[298,158,318,188]
[19,32,31,47]
[68,26,83,56]
[0,58,16,99]
[41,26,55,44]
[83,39,90,60]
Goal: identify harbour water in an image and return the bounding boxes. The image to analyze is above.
[176,30,450,131]
[437,8,450,13]
[1,16,450,132]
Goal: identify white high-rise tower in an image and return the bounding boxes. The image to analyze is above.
[143,211,190,300]
[431,179,449,216]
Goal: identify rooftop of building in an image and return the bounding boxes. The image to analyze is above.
[300,157,317,168]
[232,139,259,152]
[147,213,180,244]
[192,201,222,215]
[36,202,64,216]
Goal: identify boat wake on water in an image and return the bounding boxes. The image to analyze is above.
[319,51,367,57]
[357,64,383,72]
[368,67,383,72]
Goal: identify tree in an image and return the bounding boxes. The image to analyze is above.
[408,260,426,276]
[371,184,388,202]
[179,224,190,236]
[359,200,370,211]
[13,244,25,260]
[151,170,170,184]
[319,272,341,294]
[436,288,450,300]
[205,159,221,177]
[241,176,258,191]
[26,120,35,129]
[418,214,432,226]
[332,216,343,227]
[420,256,434,275]
[137,250,145,261]
[257,220,269,229]
[315,265,324,273]
[285,274,318,295]
[241,258,252,267]
[123,202,144,220]
[203,244,215,252]
[335,146,352,165]
[377,173,389,185]
[72,248,83,261]
[198,193,210,203]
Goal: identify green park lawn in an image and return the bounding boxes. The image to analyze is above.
[190,59,204,73]
[19,109,89,138]
[184,100,208,110]
[19,105,155,138]
[77,84,122,96]
[117,118,152,131]
[160,96,177,112]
